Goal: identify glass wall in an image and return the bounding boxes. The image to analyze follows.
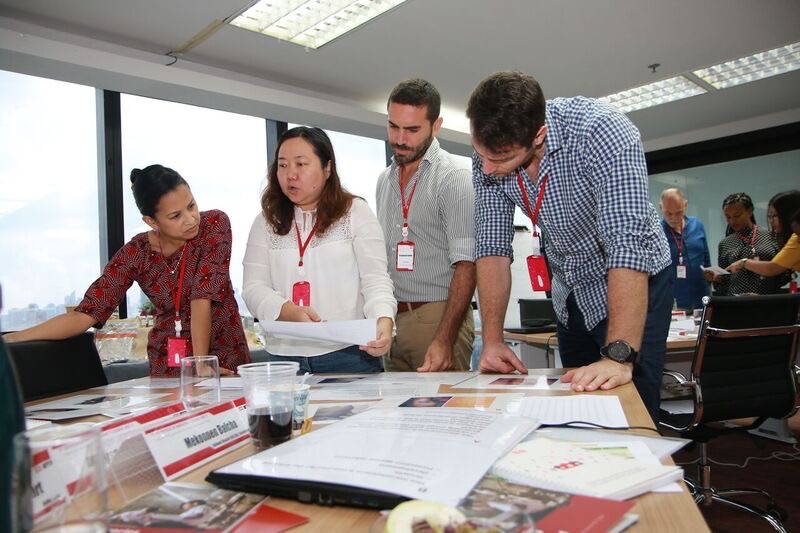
[648,149,800,264]
[120,94,268,315]
[0,71,99,329]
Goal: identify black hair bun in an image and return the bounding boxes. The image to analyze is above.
[130,168,144,184]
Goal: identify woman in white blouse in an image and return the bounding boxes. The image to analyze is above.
[243,127,396,373]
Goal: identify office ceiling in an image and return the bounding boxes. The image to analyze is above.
[1,0,799,151]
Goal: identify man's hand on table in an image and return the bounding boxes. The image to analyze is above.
[478,340,528,374]
[561,359,633,392]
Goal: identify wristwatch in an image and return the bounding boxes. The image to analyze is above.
[600,340,638,365]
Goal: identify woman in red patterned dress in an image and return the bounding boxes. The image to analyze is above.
[4,165,250,376]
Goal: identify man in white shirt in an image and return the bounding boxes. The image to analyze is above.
[376,79,476,372]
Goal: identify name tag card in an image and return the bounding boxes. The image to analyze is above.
[29,449,69,523]
[143,398,249,480]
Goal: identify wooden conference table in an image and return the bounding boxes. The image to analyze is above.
[28,369,709,532]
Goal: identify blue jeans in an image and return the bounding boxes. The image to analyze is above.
[555,267,673,422]
[264,345,384,374]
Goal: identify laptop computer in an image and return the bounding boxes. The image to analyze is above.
[205,471,406,509]
[505,298,558,334]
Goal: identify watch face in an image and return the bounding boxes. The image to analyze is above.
[608,342,631,361]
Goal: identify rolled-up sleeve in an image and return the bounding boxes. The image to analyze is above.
[591,114,660,273]
[439,167,476,265]
[473,154,516,260]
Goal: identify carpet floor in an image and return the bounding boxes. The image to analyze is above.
[666,411,800,532]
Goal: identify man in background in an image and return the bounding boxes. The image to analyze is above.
[376,79,475,372]
[659,188,711,310]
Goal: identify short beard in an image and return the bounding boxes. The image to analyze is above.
[392,133,433,166]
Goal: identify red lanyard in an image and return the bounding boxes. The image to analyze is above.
[400,177,419,232]
[735,225,758,254]
[172,244,190,327]
[294,221,318,267]
[516,171,548,234]
[667,222,685,260]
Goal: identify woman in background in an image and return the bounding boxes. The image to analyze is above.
[707,192,786,295]
[243,126,395,373]
[4,164,250,375]
[727,190,800,281]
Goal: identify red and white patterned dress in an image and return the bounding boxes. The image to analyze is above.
[76,210,251,376]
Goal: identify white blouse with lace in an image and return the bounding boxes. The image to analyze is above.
[242,198,396,356]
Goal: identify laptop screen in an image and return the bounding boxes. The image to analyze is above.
[518,298,557,325]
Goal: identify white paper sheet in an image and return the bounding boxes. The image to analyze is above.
[358,371,479,386]
[27,393,170,412]
[534,427,690,460]
[259,318,377,345]
[212,408,538,506]
[669,318,695,332]
[385,393,525,413]
[702,265,729,276]
[508,395,628,427]
[451,373,572,391]
[102,378,181,389]
[309,384,424,401]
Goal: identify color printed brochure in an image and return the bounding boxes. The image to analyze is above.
[458,474,635,533]
[108,481,308,532]
[209,407,538,507]
[492,437,683,500]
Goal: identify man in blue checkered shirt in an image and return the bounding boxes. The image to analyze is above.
[466,71,673,421]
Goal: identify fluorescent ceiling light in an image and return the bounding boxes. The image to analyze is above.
[693,42,800,89]
[599,76,706,114]
[230,0,408,49]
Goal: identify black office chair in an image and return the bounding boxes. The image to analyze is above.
[660,294,800,533]
[6,331,109,402]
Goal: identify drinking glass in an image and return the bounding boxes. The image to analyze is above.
[11,424,108,532]
[180,355,221,410]
[237,362,298,449]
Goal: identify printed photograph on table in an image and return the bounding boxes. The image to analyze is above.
[109,482,266,531]
[399,396,453,408]
[444,396,497,408]
[458,474,635,533]
[310,403,371,422]
[492,377,526,385]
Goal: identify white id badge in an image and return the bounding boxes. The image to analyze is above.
[676,265,687,279]
[396,241,415,271]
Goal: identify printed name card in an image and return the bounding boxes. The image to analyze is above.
[100,401,188,458]
[28,433,102,525]
[29,448,69,523]
[143,398,249,480]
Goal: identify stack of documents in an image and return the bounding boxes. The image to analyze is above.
[492,437,683,500]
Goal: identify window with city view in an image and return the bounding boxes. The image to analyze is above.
[0,70,99,330]
[120,94,268,316]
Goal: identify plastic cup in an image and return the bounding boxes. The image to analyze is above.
[237,362,299,449]
[11,424,109,532]
[292,383,311,435]
[180,355,221,410]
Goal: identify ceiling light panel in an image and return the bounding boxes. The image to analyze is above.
[693,42,800,89]
[599,76,706,114]
[231,0,407,49]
